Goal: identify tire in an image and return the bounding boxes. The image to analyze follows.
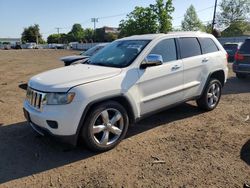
[236,73,247,79]
[81,101,129,152]
[196,79,222,111]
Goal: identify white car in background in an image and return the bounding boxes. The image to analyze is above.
[60,43,108,66]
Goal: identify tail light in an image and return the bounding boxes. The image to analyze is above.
[235,51,244,61]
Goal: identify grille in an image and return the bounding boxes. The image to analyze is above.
[26,87,46,111]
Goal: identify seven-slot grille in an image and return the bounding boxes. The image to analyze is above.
[26,87,46,111]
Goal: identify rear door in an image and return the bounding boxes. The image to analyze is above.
[137,38,183,115]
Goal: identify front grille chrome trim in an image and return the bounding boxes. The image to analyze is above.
[26,87,46,111]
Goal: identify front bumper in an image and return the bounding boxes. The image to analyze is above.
[23,99,86,145]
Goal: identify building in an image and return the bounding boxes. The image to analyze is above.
[0,38,21,44]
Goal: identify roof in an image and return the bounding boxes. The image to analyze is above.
[119,31,211,41]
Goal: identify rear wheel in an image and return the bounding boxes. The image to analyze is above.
[81,101,129,152]
[236,73,247,79]
[196,79,222,111]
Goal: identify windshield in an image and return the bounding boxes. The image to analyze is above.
[87,40,150,68]
[80,45,105,56]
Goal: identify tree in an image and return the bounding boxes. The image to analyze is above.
[119,6,158,37]
[67,24,85,42]
[217,0,250,28]
[47,33,68,44]
[181,5,204,31]
[150,0,175,33]
[21,24,44,44]
[84,28,94,42]
[221,21,250,37]
[47,34,61,43]
[119,0,174,37]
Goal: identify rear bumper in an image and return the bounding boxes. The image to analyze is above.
[233,63,250,74]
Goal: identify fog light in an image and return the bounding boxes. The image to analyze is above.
[46,120,58,129]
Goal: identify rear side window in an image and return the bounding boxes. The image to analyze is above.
[150,39,177,62]
[179,38,201,58]
[239,39,250,53]
[199,38,219,54]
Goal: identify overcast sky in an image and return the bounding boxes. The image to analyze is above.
[0,0,219,39]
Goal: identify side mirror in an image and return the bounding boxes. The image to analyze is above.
[140,54,163,69]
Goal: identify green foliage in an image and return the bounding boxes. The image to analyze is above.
[47,34,61,43]
[47,33,69,44]
[217,0,250,28]
[119,6,158,37]
[151,0,175,33]
[21,24,44,43]
[181,5,205,31]
[84,28,94,42]
[67,24,85,42]
[119,0,174,37]
[221,21,250,37]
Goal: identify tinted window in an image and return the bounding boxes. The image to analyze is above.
[150,39,177,62]
[239,39,250,53]
[179,38,201,58]
[199,38,219,54]
[223,44,238,50]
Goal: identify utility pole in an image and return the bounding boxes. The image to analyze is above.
[55,27,62,43]
[211,0,218,32]
[91,18,98,41]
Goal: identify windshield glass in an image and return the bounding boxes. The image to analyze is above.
[80,45,105,56]
[87,40,150,68]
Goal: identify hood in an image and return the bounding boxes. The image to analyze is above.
[29,64,122,92]
[60,55,88,62]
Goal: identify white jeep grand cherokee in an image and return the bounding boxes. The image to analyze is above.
[23,32,228,151]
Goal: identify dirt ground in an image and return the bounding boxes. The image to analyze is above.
[0,49,249,188]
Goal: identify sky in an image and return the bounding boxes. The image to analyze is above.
[0,0,219,39]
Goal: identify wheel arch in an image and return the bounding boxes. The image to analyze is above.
[75,95,136,144]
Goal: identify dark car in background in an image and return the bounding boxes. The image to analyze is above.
[233,39,250,79]
[60,43,107,66]
[223,42,242,62]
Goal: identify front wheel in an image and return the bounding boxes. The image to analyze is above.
[81,101,129,152]
[196,79,222,111]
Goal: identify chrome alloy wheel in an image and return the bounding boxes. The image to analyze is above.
[91,108,124,146]
[207,83,220,108]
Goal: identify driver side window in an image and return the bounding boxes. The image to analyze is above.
[150,39,177,63]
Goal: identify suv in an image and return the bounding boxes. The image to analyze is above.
[233,39,250,79]
[223,42,242,62]
[23,32,228,152]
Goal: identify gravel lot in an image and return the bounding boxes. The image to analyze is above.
[0,49,249,188]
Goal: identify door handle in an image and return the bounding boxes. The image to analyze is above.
[171,65,181,71]
[202,58,209,63]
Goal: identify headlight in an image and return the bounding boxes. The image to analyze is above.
[46,92,75,105]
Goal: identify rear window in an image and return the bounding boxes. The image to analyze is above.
[199,38,219,54]
[223,44,238,50]
[239,39,250,53]
[179,38,201,59]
